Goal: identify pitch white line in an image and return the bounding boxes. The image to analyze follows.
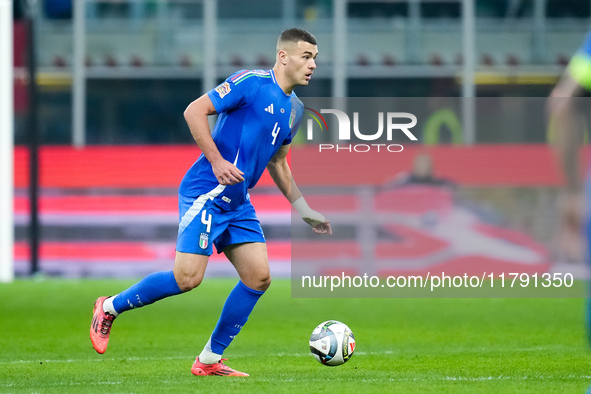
[3,347,583,366]
[0,351,394,366]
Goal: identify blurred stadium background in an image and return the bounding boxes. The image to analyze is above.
[3,0,591,281]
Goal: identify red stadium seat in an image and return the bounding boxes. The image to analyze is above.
[292,241,361,260]
[179,55,192,67]
[256,55,272,68]
[481,54,495,66]
[430,54,444,66]
[506,54,520,66]
[382,54,396,66]
[231,55,245,67]
[376,227,450,259]
[130,55,144,67]
[556,54,569,67]
[357,54,370,66]
[52,55,67,68]
[104,55,118,67]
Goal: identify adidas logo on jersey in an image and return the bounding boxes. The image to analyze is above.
[264,104,274,114]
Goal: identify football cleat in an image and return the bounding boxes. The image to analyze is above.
[90,296,116,354]
[191,357,249,377]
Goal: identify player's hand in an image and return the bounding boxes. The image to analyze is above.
[301,210,332,235]
[212,158,244,185]
[292,197,332,235]
[312,221,332,235]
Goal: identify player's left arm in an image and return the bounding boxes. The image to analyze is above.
[267,144,332,235]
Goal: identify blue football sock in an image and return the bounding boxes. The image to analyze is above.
[209,281,265,355]
[112,270,182,314]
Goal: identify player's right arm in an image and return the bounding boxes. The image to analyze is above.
[184,94,244,185]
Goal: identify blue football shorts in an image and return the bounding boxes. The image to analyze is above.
[176,192,266,255]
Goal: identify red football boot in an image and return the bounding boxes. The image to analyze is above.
[191,357,249,377]
[90,296,116,354]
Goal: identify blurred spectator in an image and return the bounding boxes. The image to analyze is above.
[548,28,591,341]
[423,108,462,145]
[384,152,456,190]
[423,84,462,145]
[547,30,590,263]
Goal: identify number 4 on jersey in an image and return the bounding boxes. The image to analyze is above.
[271,122,280,145]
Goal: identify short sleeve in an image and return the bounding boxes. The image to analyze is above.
[207,70,260,114]
[283,116,301,145]
[283,96,304,145]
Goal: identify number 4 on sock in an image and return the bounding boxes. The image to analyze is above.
[201,210,212,233]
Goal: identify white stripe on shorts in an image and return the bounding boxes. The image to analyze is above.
[178,184,226,236]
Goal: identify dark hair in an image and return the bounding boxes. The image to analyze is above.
[278,28,317,46]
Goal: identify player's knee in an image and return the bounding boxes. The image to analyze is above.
[254,274,272,292]
[176,273,203,292]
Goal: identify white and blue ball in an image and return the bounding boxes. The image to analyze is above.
[309,320,356,366]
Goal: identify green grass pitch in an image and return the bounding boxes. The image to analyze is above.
[0,278,590,393]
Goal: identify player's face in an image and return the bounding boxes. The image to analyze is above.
[285,41,318,86]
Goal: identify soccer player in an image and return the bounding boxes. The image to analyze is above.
[548,29,591,341]
[90,28,330,376]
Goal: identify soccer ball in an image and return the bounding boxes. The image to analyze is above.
[309,320,356,366]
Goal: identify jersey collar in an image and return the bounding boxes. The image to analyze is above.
[269,69,294,98]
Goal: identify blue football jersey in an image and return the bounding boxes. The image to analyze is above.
[179,69,304,211]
